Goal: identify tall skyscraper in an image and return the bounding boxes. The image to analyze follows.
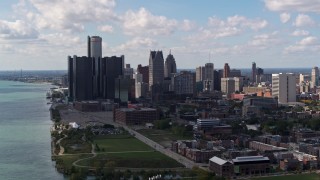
[69,55,94,101]
[272,73,296,103]
[88,36,102,98]
[252,62,256,83]
[311,66,319,87]
[203,63,214,91]
[164,51,177,78]
[223,63,230,78]
[149,50,164,88]
[101,56,124,99]
[124,64,134,78]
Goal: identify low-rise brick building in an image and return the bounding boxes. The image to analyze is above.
[114,108,159,125]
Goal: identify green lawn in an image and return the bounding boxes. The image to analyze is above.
[94,134,153,152]
[77,151,183,168]
[137,129,193,147]
[85,134,183,168]
[253,173,320,180]
[54,154,92,170]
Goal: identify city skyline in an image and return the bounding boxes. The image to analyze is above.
[1,0,320,70]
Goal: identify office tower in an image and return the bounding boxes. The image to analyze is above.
[164,51,177,78]
[272,73,296,103]
[124,64,134,78]
[172,71,195,95]
[196,66,205,82]
[137,64,149,84]
[68,56,74,100]
[101,56,124,99]
[203,63,214,91]
[221,77,243,96]
[88,36,102,98]
[70,56,94,101]
[149,50,164,88]
[223,63,230,78]
[135,82,148,98]
[311,66,319,87]
[214,70,221,91]
[252,62,256,83]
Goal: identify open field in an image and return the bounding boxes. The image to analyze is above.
[77,151,183,168]
[94,134,154,152]
[75,134,184,168]
[137,129,193,147]
[253,173,320,180]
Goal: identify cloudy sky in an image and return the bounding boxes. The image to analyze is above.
[0,0,320,70]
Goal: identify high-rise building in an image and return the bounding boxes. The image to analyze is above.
[203,63,214,91]
[124,64,134,78]
[137,64,149,84]
[69,55,94,101]
[223,63,230,78]
[171,71,195,95]
[88,36,102,98]
[164,51,177,78]
[196,66,205,82]
[272,73,296,103]
[149,50,164,88]
[103,56,124,99]
[311,66,319,87]
[221,77,243,96]
[214,70,221,91]
[252,62,256,83]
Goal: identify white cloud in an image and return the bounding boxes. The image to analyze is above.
[293,14,315,27]
[14,0,118,32]
[248,32,280,49]
[0,20,38,39]
[180,19,196,31]
[98,25,114,33]
[284,36,319,53]
[188,15,268,42]
[226,15,268,30]
[299,36,317,45]
[115,37,158,51]
[280,12,291,23]
[265,0,320,13]
[291,29,310,36]
[122,8,178,36]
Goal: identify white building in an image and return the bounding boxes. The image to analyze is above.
[311,66,319,87]
[272,73,296,104]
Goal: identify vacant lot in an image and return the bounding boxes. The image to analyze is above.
[254,173,320,180]
[137,129,193,147]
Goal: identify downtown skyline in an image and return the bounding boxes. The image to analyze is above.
[0,0,320,70]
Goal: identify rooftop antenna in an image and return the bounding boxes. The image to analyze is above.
[209,52,211,63]
[169,49,171,55]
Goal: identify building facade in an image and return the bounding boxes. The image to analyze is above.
[149,51,164,88]
[272,73,296,104]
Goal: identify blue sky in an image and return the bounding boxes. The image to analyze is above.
[0,0,320,70]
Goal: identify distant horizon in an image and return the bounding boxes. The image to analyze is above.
[0,67,316,71]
